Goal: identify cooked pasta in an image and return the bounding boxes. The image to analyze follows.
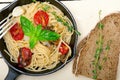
[3,2,73,72]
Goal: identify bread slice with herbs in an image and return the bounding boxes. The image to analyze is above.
[73,13,120,80]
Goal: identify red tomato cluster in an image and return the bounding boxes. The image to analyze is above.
[59,42,69,55]
[18,47,32,67]
[10,23,24,41]
[34,10,49,27]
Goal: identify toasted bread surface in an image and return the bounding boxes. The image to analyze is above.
[73,13,120,80]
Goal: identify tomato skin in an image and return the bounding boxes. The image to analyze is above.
[59,42,69,55]
[18,47,32,67]
[34,10,49,27]
[10,23,24,41]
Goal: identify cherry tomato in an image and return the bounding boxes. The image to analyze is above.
[18,47,32,67]
[10,23,24,41]
[59,42,69,55]
[34,10,49,27]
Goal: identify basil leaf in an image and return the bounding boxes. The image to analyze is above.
[38,30,60,41]
[29,36,38,49]
[29,25,42,49]
[20,16,34,36]
[34,25,42,37]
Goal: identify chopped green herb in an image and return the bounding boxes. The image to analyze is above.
[93,75,97,79]
[92,61,95,65]
[98,10,104,30]
[92,70,97,74]
[105,45,110,50]
[103,57,107,61]
[32,0,36,2]
[96,41,99,45]
[98,65,102,70]
[100,40,112,66]
[105,40,111,50]
[98,23,104,30]
[92,10,104,79]
[96,48,102,54]
[52,11,81,36]
[42,5,50,11]
[75,30,81,35]
[51,11,56,15]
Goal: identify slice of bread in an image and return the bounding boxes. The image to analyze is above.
[73,13,120,80]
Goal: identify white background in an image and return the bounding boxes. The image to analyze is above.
[0,0,120,80]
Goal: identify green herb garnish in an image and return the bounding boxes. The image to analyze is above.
[52,12,81,36]
[100,40,112,65]
[93,74,97,79]
[92,34,103,79]
[98,65,102,70]
[92,10,111,80]
[105,40,111,50]
[92,10,104,79]
[42,4,51,11]
[32,0,36,2]
[98,10,104,29]
[98,23,104,29]
[20,16,60,49]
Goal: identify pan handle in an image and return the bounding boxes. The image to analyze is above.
[5,67,20,80]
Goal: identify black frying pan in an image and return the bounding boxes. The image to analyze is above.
[0,0,78,80]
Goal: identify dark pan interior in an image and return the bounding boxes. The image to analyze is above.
[0,0,78,76]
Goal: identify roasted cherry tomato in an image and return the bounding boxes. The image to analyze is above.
[10,23,24,41]
[59,42,69,55]
[34,10,49,27]
[18,47,32,67]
